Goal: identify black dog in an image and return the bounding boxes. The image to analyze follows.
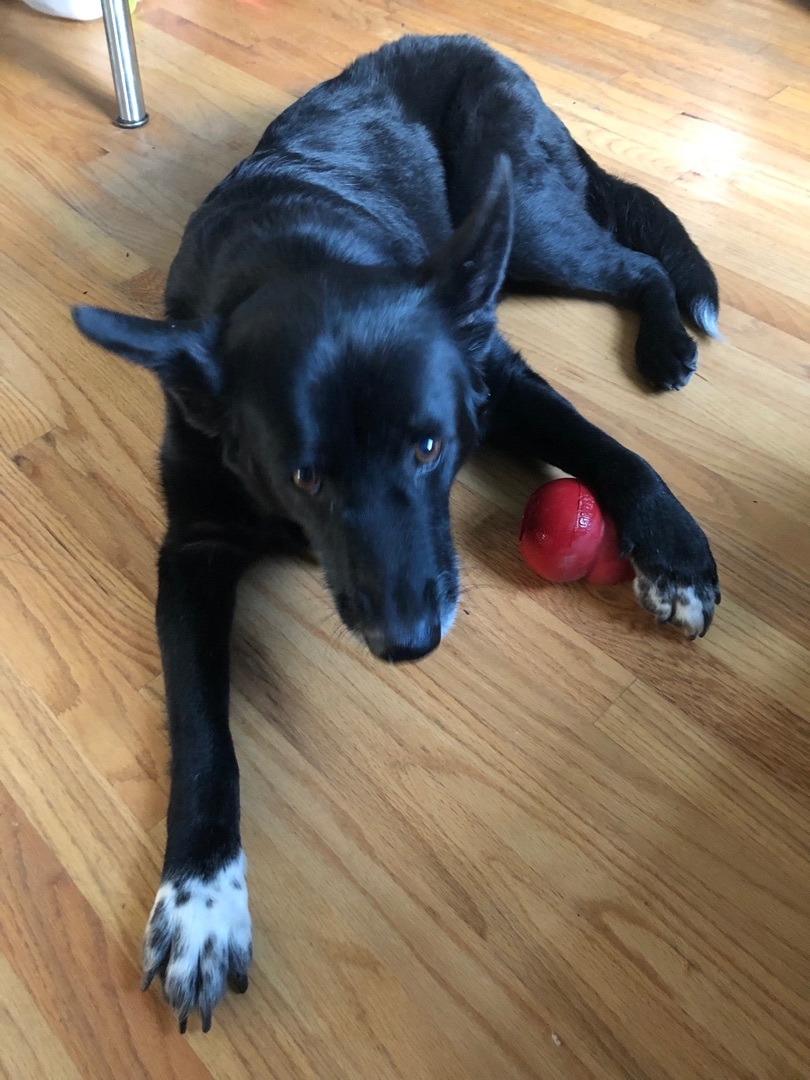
[73,34,721,1032]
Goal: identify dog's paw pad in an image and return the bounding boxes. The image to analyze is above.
[142,850,252,1032]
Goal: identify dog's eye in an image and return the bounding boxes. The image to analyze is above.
[414,436,442,464]
[292,466,322,494]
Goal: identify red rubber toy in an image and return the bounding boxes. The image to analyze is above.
[518,478,634,585]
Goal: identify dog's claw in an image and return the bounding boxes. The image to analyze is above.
[201,1008,213,1034]
[179,1014,188,1035]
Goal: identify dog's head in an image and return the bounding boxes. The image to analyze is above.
[74,161,513,662]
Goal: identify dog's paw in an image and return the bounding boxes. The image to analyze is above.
[141,850,252,1033]
[635,323,698,391]
[621,481,720,639]
[633,571,718,639]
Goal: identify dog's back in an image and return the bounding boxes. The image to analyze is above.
[165,36,584,320]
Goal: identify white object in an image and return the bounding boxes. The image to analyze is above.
[21,0,103,20]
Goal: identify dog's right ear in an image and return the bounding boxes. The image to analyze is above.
[72,306,223,432]
[421,155,514,353]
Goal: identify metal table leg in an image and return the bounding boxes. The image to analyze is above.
[100,0,148,127]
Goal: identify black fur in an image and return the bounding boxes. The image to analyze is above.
[72,35,720,1031]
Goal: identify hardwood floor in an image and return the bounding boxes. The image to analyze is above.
[1,0,809,1076]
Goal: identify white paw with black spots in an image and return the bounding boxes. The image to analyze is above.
[633,570,719,639]
[141,851,252,1033]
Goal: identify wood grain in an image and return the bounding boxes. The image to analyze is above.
[1,0,808,1077]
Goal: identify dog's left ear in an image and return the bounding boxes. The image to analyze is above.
[72,306,223,432]
[423,154,514,345]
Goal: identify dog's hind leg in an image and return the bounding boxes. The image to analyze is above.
[574,145,719,338]
[428,40,715,388]
[507,194,700,391]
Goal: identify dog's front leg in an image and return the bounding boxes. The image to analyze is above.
[141,539,252,1033]
[483,341,720,637]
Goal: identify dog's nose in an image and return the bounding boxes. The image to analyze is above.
[364,620,441,663]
